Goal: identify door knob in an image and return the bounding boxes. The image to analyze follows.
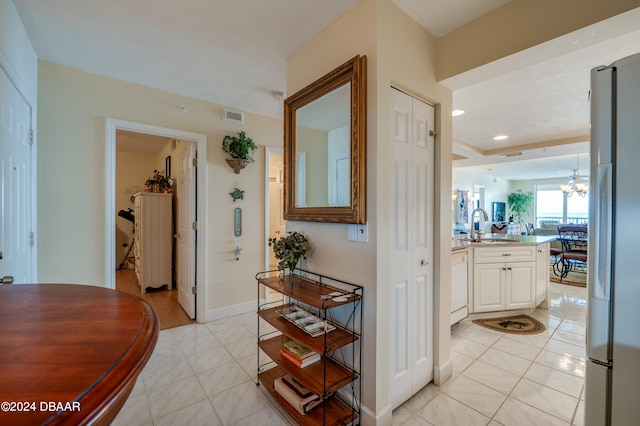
[0,276,14,284]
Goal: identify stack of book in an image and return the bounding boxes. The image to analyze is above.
[280,339,320,368]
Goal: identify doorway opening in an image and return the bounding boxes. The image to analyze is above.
[264,147,285,303]
[105,119,207,326]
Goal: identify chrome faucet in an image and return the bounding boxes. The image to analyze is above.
[470,207,488,242]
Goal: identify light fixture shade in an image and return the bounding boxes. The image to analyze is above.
[562,154,589,197]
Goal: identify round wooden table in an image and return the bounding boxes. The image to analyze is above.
[0,284,159,425]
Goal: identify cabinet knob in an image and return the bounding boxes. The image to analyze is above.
[420,259,427,266]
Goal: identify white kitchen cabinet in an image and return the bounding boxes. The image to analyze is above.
[472,246,536,313]
[506,262,536,309]
[134,193,172,293]
[451,250,469,325]
[473,263,505,312]
[535,243,549,306]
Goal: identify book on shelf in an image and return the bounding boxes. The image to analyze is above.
[273,374,321,415]
[282,340,317,360]
[280,347,321,368]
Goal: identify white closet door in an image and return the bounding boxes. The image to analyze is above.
[390,88,435,409]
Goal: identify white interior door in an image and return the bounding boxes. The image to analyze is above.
[176,142,196,318]
[0,66,33,284]
[390,88,435,409]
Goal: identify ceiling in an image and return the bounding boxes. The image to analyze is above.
[13,1,640,179]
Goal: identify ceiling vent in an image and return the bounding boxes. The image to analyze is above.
[223,108,244,124]
[500,152,522,158]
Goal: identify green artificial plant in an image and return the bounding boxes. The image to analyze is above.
[268,231,311,273]
[222,131,258,163]
[507,189,534,225]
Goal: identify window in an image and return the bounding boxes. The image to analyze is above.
[535,184,588,227]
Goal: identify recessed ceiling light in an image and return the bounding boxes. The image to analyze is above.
[493,135,508,141]
[452,109,465,117]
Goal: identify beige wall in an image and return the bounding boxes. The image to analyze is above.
[37,62,282,317]
[436,0,640,81]
[297,126,329,206]
[287,0,453,421]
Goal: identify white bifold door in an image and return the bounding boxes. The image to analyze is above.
[389,88,435,409]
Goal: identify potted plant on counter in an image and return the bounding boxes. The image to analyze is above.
[222,131,257,174]
[268,231,311,275]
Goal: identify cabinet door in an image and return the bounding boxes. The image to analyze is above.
[506,261,535,310]
[473,263,505,312]
[535,244,549,306]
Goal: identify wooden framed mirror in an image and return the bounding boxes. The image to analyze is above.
[284,55,366,223]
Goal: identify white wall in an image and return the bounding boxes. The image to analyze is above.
[453,168,510,233]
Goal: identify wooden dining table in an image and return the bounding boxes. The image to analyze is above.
[0,284,158,425]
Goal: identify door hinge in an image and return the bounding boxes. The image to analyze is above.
[192,158,198,167]
[30,232,35,247]
[29,129,35,145]
[192,221,198,231]
[191,286,197,295]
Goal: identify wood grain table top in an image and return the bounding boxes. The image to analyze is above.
[0,284,159,425]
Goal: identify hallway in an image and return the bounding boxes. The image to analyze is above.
[116,269,194,331]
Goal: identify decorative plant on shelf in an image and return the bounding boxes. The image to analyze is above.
[507,189,533,225]
[144,169,173,193]
[268,231,311,274]
[222,131,258,174]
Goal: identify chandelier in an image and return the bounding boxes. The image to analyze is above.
[561,154,588,197]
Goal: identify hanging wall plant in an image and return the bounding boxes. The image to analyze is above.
[222,131,257,174]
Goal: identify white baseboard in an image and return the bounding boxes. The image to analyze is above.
[434,359,453,386]
[361,403,392,425]
[205,299,263,322]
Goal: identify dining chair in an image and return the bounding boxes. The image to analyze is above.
[553,225,588,279]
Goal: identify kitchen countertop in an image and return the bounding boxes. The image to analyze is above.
[452,233,557,251]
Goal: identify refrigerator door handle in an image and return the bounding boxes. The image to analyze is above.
[593,163,612,301]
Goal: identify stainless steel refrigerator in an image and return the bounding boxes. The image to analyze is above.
[586,52,640,425]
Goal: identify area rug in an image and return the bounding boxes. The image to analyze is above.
[472,314,546,335]
[549,267,586,287]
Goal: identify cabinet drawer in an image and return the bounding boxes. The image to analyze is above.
[474,245,536,263]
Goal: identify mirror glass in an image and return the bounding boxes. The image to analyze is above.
[284,55,366,224]
[295,83,351,207]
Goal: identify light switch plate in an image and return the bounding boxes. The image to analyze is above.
[356,222,369,243]
[348,224,358,242]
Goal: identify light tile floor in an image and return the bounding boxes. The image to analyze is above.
[393,282,587,426]
[114,281,586,425]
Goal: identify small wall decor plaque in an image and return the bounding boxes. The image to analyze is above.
[234,207,242,237]
[229,187,245,203]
